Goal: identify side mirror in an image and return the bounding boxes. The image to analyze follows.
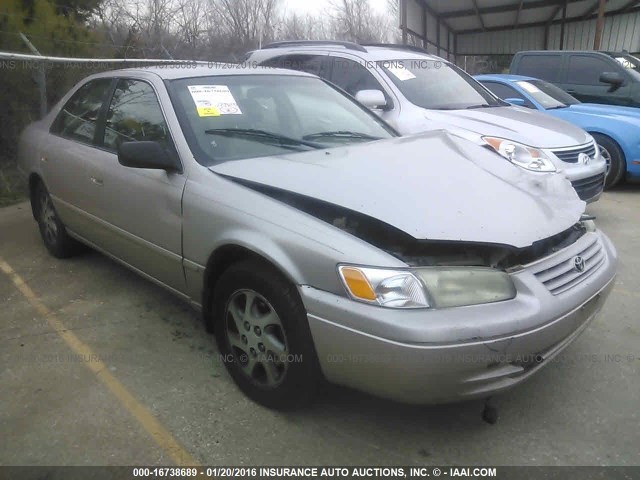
[599,71,625,91]
[505,97,526,106]
[117,141,180,172]
[355,89,388,110]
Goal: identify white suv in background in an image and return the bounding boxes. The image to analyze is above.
[246,41,607,203]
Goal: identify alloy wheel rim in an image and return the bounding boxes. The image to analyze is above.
[224,289,289,387]
[40,192,58,245]
[599,144,612,177]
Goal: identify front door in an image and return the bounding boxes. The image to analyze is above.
[87,78,187,294]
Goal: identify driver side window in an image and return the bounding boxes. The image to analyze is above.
[329,57,385,97]
[102,79,170,151]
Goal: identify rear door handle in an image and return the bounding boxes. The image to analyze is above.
[90,176,104,186]
[566,89,576,94]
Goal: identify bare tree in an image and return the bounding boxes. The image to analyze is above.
[278,13,332,41]
[209,0,281,54]
[329,0,391,43]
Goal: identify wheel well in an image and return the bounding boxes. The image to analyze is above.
[28,173,43,220]
[201,244,291,334]
[589,132,627,163]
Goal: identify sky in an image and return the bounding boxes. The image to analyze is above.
[282,0,392,17]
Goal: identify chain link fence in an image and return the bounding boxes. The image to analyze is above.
[0,52,197,204]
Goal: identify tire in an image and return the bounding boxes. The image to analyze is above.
[593,133,626,189]
[212,259,321,409]
[33,181,83,258]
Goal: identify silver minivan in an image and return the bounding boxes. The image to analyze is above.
[248,42,608,203]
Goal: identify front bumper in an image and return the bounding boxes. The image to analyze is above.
[300,231,617,404]
[552,152,606,203]
[572,173,605,203]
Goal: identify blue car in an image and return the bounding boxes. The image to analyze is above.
[476,74,640,189]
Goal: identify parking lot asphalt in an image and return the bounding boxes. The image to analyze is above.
[1,186,639,467]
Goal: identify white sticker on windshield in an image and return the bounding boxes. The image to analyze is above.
[615,57,633,69]
[187,85,242,117]
[518,81,541,94]
[387,64,416,81]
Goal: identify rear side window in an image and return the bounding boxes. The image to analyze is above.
[50,78,112,143]
[261,54,328,77]
[102,79,170,151]
[515,55,563,82]
[567,55,618,85]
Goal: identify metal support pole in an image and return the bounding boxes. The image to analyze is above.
[593,0,607,50]
[401,0,408,45]
[559,1,568,50]
[544,24,550,49]
[19,32,47,119]
[422,7,428,49]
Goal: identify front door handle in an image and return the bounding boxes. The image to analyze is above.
[90,176,104,186]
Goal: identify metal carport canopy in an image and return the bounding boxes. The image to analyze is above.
[399,0,640,56]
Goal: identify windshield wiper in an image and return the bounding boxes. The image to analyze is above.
[204,128,324,150]
[465,104,501,109]
[302,130,382,141]
[546,105,569,110]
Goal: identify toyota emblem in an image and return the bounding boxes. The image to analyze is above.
[573,256,586,273]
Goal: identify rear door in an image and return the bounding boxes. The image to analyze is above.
[45,78,114,234]
[562,54,633,106]
[511,53,565,84]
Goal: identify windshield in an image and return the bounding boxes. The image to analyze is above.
[608,53,640,70]
[380,59,506,110]
[168,75,396,165]
[515,79,581,109]
[607,53,640,81]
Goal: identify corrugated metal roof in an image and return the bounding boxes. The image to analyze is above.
[416,0,639,34]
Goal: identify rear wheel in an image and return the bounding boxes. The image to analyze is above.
[213,259,321,409]
[33,181,83,258]
[593,133,625,189]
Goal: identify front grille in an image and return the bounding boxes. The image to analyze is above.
[531,235,605,295]
[552,143,597,163]
[572,173,605,201]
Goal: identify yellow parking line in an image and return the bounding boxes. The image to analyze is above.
[0,257,199,467]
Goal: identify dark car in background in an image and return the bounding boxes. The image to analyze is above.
[509,50,640,107]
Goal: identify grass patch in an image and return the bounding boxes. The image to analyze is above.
[0,163,27,207]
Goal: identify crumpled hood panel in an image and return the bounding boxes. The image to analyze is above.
[210,130,585,249]
[422,106,592,148]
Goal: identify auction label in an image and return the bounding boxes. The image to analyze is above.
[187,85,242,117]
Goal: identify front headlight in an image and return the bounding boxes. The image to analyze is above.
[483,136,557,172]
[338,265,516,309]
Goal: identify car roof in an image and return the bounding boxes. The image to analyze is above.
[475,74,537,82]
[251,43,444,63]
[91,64,315,80]
[515,50,620,55]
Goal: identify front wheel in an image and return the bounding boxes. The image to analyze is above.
[593,133,626,189]
[212,259,321,409]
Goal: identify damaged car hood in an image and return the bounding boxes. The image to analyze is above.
[210,130,585,249]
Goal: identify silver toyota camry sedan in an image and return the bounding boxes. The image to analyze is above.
[17,66,617,409]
